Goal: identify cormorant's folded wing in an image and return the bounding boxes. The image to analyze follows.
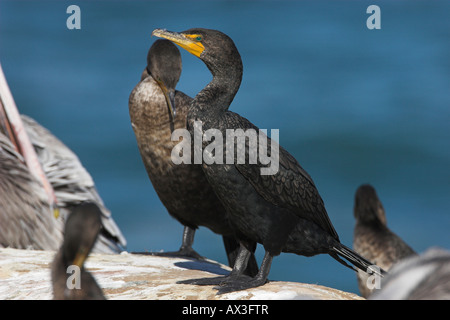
[224,111,339,240]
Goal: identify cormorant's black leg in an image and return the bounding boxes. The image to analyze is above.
[227,244,252,278]
[215,250,272,294]
[177,226,204,259]
[177,243,253,286]
[247,251,272,286]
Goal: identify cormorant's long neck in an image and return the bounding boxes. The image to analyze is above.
[190,58,243,120]
[355,207,387,228]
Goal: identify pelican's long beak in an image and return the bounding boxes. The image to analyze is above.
[152,29,205,58]
[0,63,59,216]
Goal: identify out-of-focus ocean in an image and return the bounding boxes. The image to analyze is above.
[1,1,449,295]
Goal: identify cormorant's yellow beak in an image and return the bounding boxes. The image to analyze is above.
[72,247,88,268]
[155,78,176,119]
[152,29,205,58]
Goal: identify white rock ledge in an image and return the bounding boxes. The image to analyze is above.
[0,248,363,300]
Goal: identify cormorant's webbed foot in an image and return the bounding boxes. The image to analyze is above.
[215,251,273,294]
[214,276,269,294]
[132,246,205,260]
[177,273,252,286]
[132,226,205,260]
[177,243,254,286]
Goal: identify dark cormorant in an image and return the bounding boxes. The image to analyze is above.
[51,202,106,300]
[353,184,416,298]
[0,63,126,253]
[371,247,450,300]
[128,39,258,276]
[152,28,383,291]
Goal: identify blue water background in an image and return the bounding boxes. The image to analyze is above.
[1,1,449,295]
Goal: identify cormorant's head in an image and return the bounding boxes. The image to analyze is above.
[354,184,387,226]
[62,202,102,268]
[147,39,181,119]
[152,28,242,78]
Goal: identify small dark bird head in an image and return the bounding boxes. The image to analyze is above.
[152,28,242,80]
[62,202,102,268]
[354,184,387,226]
[147,39,182,119]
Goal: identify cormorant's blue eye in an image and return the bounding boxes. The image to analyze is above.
[196,36,202,41]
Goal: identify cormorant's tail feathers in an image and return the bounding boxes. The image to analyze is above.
[331,243,387,277]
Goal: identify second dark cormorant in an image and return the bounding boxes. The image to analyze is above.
[128,39,258,276]
[51,202,106,300]
[152,28,383,291]
[353,184,416,298]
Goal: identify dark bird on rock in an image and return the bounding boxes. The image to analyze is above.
[51,202,106,300]
[353,184,416,298]
[0,64,126,253]
[152,28,383,291]
[128,39,258,276]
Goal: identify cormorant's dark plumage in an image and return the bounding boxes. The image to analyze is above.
[353,184,416,298]
[51,202,105,300]
[153,28,383,291]
[128,39,258,276]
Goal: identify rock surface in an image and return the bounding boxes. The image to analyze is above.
[0,247,363,300]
